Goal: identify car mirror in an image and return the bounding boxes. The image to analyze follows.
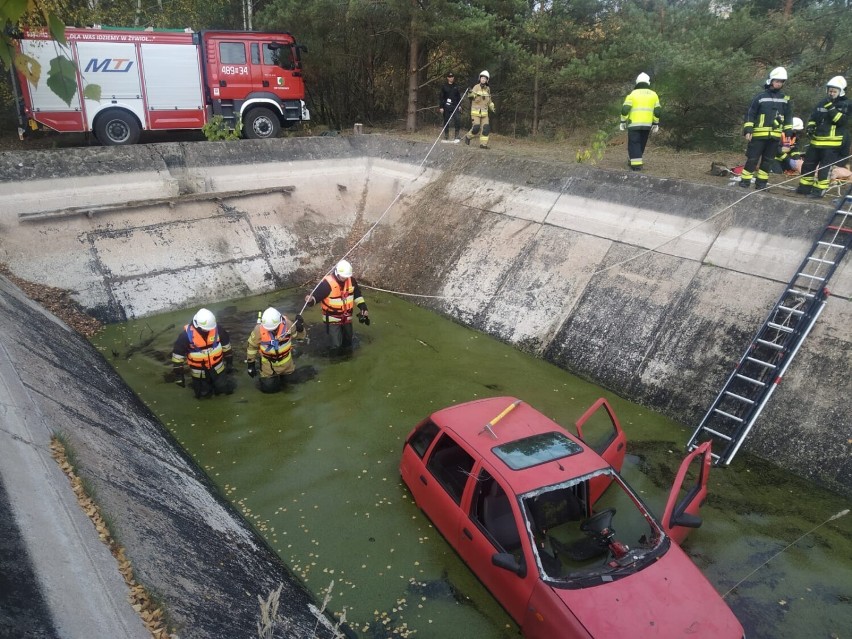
[671,512,702,529]
[491,552,526,578]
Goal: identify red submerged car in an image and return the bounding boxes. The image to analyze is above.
[399,397,744,638]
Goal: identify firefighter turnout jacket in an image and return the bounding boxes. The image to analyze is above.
[172,324,233,378]
[743,86,793,139]
[469,85,495,117]
[247,322,293,364]
[316,274,367,324]
[806,95,849,148]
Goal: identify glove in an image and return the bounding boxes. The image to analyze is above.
[225,356,235,374]
[489,103,496,114]
[294,313,304,333]
[358,311,371,326]
[247,361,257,378]
[619,122,626,131]
[651,124,659,134]
[807,125,816,136]
[175,372,185,388]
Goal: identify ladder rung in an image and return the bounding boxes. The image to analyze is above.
[826,225,852,234]
[736,373,766,386]
[745,356,776,368]
[797,272,825,282]
[786,288,815,298]
[778,305,804,316]
[767,322,794,334]
[702,427,734,441]
[806,256,836,265]
[756,339,784,350]
[817,241,844,250]
[713,409,744,423]
[724,391,756,405]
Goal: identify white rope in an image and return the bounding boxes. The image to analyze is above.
[590,152,852,277]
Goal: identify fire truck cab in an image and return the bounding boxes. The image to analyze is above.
[14,26,309,145]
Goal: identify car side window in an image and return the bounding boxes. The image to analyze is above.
[471,470,522,553]
[426,434,474,505]
[407,420,440,459]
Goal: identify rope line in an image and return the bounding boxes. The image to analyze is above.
[590,152,852,277]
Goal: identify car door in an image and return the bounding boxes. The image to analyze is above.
[661,441,712,545]
[457,462,538,624]
[574,398,626,503]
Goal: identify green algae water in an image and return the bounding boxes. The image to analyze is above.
[91,289,852,639]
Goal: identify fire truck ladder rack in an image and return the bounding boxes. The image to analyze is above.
[687,184,852,466]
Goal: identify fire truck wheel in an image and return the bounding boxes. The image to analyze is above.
[244,108,281,140]
[95,109,141,146]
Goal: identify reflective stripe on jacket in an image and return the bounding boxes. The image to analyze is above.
[256,323,292,362]
[468,86,494,117]
[807,96,849,148]
[743,89,792,139]
[182,324,224,374]
[321,274,355,324]
[621,87,661,129]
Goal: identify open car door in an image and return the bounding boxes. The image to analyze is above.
[575,398,626,504]
[661,441,712,545]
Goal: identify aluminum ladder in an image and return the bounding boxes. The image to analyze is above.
[687,184,852,465]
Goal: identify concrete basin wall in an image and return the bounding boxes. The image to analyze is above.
[1,136,849,493]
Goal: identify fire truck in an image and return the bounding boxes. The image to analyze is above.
[13,26,309,145]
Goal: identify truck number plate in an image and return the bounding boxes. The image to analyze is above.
[221,65,249,76]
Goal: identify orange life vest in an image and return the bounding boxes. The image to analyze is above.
[320,274,355,324]
[184,324,224,371]
[258,322,292,362]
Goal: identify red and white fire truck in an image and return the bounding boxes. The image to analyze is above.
[13,25,309,145]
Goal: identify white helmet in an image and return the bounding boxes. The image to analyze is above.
[826,76,847,96]
[260,307,282,331]
[192,308,216,331]
[792,117,804,131]
[479,70,490,81]
[768,66,787,81]
[334,259,353,279]
[635,72,650,85]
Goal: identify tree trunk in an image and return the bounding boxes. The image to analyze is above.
[783,0,793,17]
[532,42,541,136]
[405,28,419,132]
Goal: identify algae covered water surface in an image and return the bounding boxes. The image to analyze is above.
[91,288,852,639]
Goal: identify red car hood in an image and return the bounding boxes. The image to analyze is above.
[554,545,742,637]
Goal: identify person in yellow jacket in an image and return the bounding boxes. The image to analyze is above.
[464,70,496,149]
[620,72,661,171]
[246,307,304,393]
[304,259,369,353]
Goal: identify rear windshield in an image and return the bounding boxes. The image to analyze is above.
[493,432,582,470]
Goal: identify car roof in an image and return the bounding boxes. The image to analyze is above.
[430,396,611,495]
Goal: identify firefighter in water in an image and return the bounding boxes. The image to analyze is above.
[620,72,661,171]
[304,259,369,352]
[246,307,304,393]
[739,66,793,190]
[796,76,849,198]
[171,308,234,398]
[464,71,496,149]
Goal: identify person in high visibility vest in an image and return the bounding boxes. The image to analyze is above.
[171,308,234,398]
[464,71,496,149]
[246,307,305,393]
[304,259,369,352]
[620,72,661,171]
[772,117,805,174]
[739,66,793,190]
[796,76,849,198]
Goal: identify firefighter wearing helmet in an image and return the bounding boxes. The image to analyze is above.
[464,70,496,149]
[620,72,662,170]
[739,66,794,190]
[245,306,305,393]
[304,259,369,352]
[797,76,849,198]
[171,308,234,398]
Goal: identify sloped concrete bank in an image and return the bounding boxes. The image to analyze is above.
[0,136,849,498]
[0,277,332,637]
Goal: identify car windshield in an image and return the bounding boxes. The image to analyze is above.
[522,470,669,588]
